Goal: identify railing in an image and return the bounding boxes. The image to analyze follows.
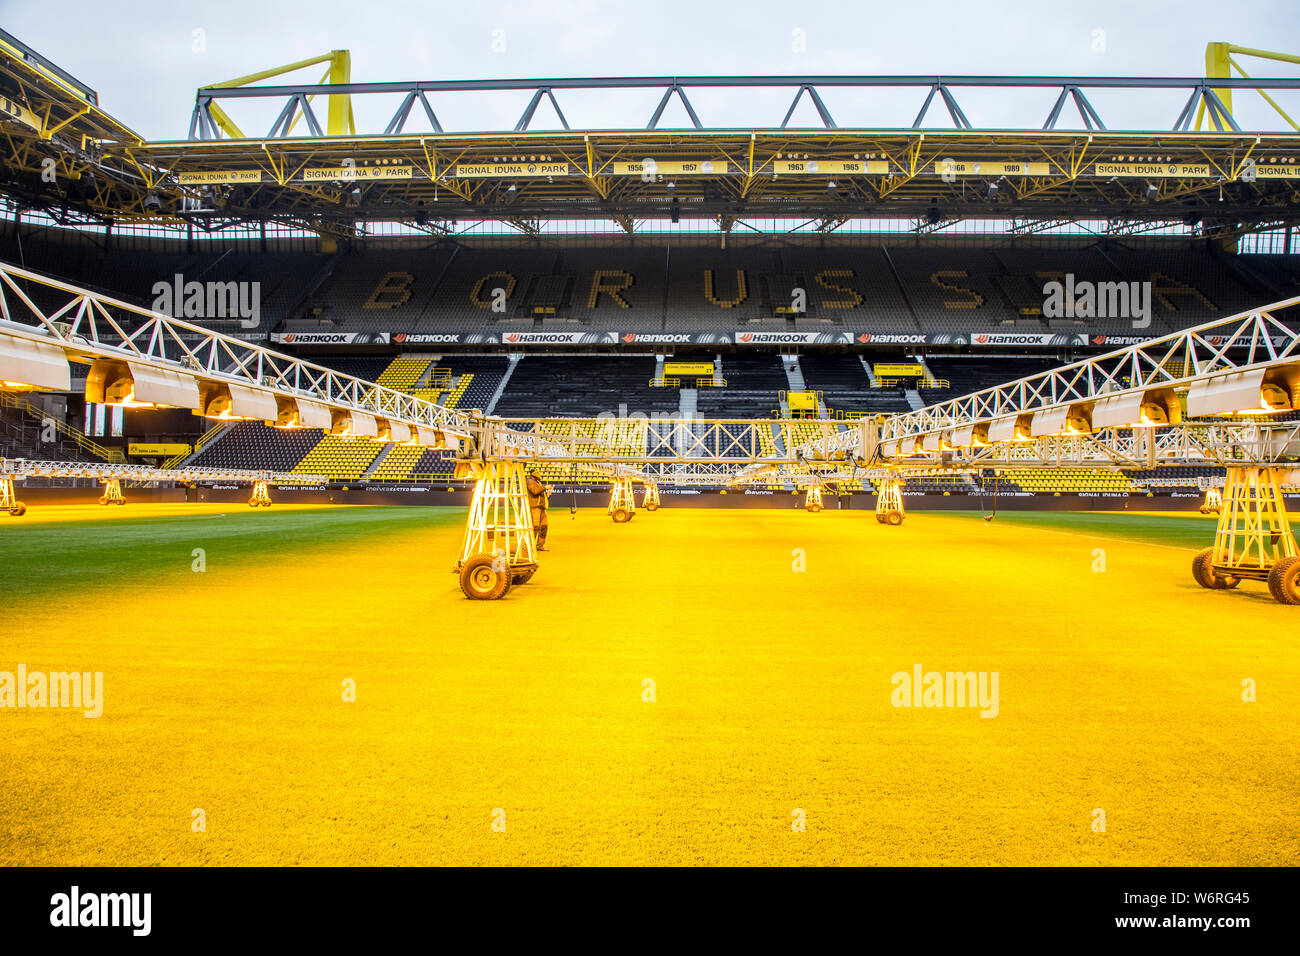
[0,391,125,462]
[162,421,227,469]
[877,377,950,389]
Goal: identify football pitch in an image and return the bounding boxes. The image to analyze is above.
[2,503,1296,866]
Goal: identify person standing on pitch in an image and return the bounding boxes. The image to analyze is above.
[526,469,550,550]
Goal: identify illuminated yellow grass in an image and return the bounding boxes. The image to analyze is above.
[1,504,1297,866]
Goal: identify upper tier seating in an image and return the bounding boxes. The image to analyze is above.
[6,229,1291,342]
[0,237,322,336]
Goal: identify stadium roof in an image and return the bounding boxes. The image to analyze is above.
[1,33,1298,239]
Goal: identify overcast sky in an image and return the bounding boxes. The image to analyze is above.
[2,0,1298,138]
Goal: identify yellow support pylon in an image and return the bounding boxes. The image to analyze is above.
[804,485,823,512]
[203,50,355,139]
[1197,42,1300,131]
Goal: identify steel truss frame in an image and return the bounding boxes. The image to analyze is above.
[875,479,905,525]
[939,422,1300,470]
[7,29,1300,231]
[793,298,1300,466]
[0,457,325,486]
[0,475,19,514]
[641,483,661,510]
[607,476,636,521]
[494,416,841,466]
[249,479,273,507]
[3,266,1299,490]
[456,460,536,570]
[879,298,1300,444]
[98,477,125,505]
[186,74,1300,138]
[1210,466,1298,578]
[0,261,474,438]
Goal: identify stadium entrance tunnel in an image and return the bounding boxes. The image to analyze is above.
[1192,466,1300,605]
[454,459,538,600]
[875,478,905,526]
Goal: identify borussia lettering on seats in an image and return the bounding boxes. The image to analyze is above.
[1150,272,1216,312]
[470,271,517,309]
[704,269,748,308]
[587,270,634,308]
[931,270,984,309]
[364,272,414,309]
[815,269,864,309]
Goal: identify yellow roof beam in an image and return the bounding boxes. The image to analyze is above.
[1198,41,1300,131]
[202,50,354,138]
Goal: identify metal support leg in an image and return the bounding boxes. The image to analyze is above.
[804,485,823,512]
[1200,485,1222,515]
[99,478,125,506]
[642,483,661,511]
[609,476,636,523]
[249,480,273,508]
[1193,466,1300,604]
[455,460,537,599]
[1,476,24,516]
[875,478,904,526]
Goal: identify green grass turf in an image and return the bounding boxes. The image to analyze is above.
[3,503,1295,866]
[0,506,1215,607]
[0,505,463,603]
[944,509,1216,551]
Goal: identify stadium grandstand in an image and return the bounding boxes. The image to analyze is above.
[7,0,1300,895]
[0,24,1298,562]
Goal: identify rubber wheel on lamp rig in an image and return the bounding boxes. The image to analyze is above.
[1267,555,1300,605]
[459,554,512,600]
[1191,548,1239,590]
